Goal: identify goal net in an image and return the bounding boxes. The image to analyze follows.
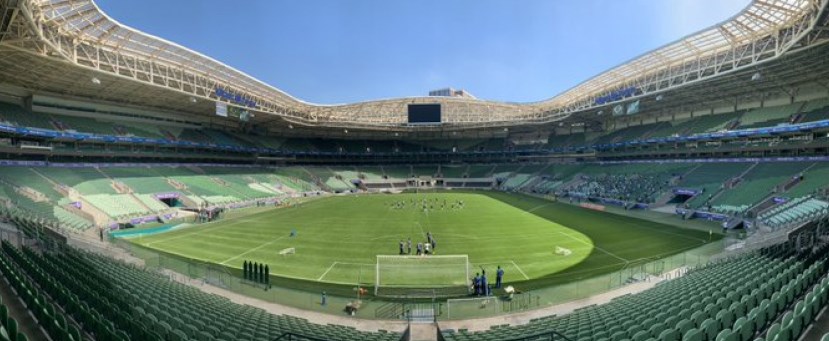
[375,255,470,297]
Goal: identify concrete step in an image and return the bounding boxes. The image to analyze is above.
[408,323,437,341]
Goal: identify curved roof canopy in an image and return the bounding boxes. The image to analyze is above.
[20,0,826,126]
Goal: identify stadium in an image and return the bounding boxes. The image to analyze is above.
[0,0,828,340]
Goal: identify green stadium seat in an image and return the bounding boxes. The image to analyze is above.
[658,329,679,341]
[682,328,702,341]
[715,329,735,341]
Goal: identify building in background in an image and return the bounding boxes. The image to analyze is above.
[428,88,476,99]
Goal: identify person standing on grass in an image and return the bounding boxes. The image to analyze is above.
[321,291,327,306]
[481,271,489,296]
[496,266,504,289]
[407,238,412,254]
[473,273,480,296]
[399,240,404,255]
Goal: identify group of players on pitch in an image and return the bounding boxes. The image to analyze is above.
[398,231,437,255]
[388,198,466,211]
[473,266,505,296]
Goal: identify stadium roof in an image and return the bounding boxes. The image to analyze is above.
[0,0,827,130]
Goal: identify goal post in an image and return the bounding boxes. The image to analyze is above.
[375,255,471,297]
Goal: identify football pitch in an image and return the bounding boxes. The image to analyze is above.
[127,191,719,293]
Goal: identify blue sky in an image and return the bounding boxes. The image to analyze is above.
[96,0,749,104]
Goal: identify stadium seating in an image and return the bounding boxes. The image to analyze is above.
[0,180,69,227]
[379,166,409,179]
[786,163,829,198]
[593,122,666,145]
[737,104,801,129]
[564,173,670,203]
[84,194,154,219]
[0,103,55,130]
[99,167,177,194]
[356,167,386,180]
[37,167,119,195]
[200,129,247,146]
[545,164,587,182]
[329,167,361,183]
[3,100,827,158]
[559,163,688,204]
[643,113,740,139]
[0,241,402,341]
[0,167,64,201]
[271,167,321,192]
[51,114,117,134]
[411,165,437,178]
[304,167,353,192]
[280,138,317,152]
[711,162,811,212]
[440,165,467,178]
[501,174,532,190]
[798,99,829,123]
[53,205,93,230]
[113,121,165,138]
[546,133,585,149]
[680,163,753,209]
[443,246,829,341]
[527,179,563,194]
[759,197,829,229]
[494,164,547,190]
[466,165,495,178]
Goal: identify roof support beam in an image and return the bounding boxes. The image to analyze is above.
[756,0,799,16]
[48,5,95,23]
[745,10,778,27]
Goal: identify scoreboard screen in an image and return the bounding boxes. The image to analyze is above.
[407,104,441,124]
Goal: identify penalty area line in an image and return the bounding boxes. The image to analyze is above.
[218,236,288,265]
[511,260,530,280]
[318,262,339,281]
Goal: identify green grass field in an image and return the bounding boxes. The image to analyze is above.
[127,191,719,294]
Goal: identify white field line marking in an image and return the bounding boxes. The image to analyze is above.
[369,234,409,241]
[511,260,531,280]
[558,230,629,262]
[331,261,374,267]
[219,236,288,265]
[415,221,427,239]
[515,199,646,262]
[144,218,252,246]
[318,262,339,281]
[432,232,478,241]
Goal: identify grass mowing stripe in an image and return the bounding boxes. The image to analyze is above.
[219,236,289,264]
[143,218,252,246]
[558,229,629,262]
[130,191,720,294]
